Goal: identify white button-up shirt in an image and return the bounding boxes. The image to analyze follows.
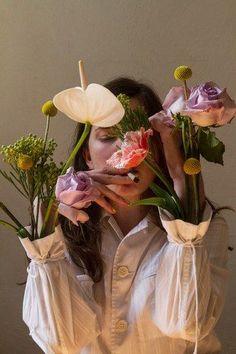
[20,202,229,354]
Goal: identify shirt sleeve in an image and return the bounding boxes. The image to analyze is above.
[19,224,101,354]
[153,201,229,345]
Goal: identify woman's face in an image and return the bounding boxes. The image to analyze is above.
[85,99,157,200]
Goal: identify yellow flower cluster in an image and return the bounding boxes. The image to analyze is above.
[17,155,33,170]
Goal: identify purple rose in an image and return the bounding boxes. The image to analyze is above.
[162,83,236,127]
[186,82,223,111]
[55,167,100,209]
[183,82,236,126]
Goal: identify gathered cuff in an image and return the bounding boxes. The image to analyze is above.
[158,201,213,245]
[18,225,66,264]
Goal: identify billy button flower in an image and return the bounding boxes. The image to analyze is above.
[174,65,192,81]
[174,65,192,101]
[17,154,33,171]
[183,158,201,175]
[41,100,58,157]
[41,100,58,117]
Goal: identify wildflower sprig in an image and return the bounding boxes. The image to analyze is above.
[0,101,63,239]
[112,94,151,139]
[0,135,62,201]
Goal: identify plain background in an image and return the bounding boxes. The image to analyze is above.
[0,0,235,353]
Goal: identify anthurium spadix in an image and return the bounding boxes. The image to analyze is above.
[53,83,125,127]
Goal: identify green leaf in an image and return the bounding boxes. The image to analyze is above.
[199,128,225,165]
[149,182,180,215]
[130,197,179,217]
[0,219,18,232]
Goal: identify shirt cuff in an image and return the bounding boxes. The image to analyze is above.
[158,201,213,245]
[18,224,66,263]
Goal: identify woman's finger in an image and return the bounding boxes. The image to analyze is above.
[95,182,129,206]
[148,112,173,140]
[86,170,133,185]
[58,203,89,224]
[94,195,116,214]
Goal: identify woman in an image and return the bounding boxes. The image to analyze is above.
[23,78,229,354]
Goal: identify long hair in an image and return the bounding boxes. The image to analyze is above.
[59,77,166,282]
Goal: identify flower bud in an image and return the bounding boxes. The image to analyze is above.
[17,155,33,170]
[42,100,58,117]
[174,65,192,81]
[183,158,201,175]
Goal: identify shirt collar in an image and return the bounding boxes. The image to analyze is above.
[100,207,161,240]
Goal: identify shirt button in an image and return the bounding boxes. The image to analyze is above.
[115,319,128,332]
[117,266,129,278]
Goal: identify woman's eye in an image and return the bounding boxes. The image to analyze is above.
[99,135,116,141]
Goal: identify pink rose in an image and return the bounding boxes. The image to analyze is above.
[183,82,236,126]
[55,167,100,225]
[55,167,99,208]
[162,82,236,127]
[106,128,153,169]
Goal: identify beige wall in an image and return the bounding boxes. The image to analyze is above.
[0,0,236,352]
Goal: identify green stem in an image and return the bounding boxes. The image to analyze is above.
[0,219,18,232]
[196,127,201,158]
[143,158,184,219]
[61,122,91,174]
[40,122,91,237]
[35,115,51,238]
[0,169,28,198]
[192,175,199,224]
[186,118,199,224]
[26,171,37,238]
[183,80,189,100]
[188,117,193,155]
[181,122,187,158]
[43,115,51,152]
[0,201,31,237]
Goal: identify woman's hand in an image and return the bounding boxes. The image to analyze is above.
[148,113,187,204]
[86,167,132,214]
[56,167,132,225]
[148,113,206,211]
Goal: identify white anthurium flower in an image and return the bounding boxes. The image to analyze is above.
[53,83,125,127]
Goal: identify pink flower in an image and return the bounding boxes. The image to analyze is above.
[162,86,186,117]
[183,82,236,126]
[162,83,236,127]
[106,128,153,169]
[55,167,100,225]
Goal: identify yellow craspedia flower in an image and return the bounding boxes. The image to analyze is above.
[17,154,33,170]
[41,100,58,117]
[174,65,192,81]
[183,158,201,175]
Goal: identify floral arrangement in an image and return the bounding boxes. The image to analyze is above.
[0,61,125,239]
[0,103,62,239]
[1,63,235,240]
[106,65,236,224]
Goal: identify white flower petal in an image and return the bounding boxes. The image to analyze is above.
[168,95,186,114]
[86,84,125,127]
[53,83,124,127]
[53,87,89,123]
